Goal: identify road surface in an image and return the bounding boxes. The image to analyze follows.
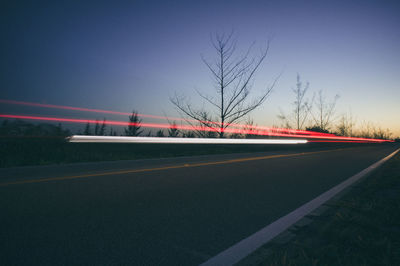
[0,143,398,265]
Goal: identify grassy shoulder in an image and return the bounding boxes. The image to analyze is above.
[239,149,400,266]
[0,137,393,168]
[0,136,310,168]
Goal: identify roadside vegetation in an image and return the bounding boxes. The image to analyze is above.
[0,32,396,167]
[3,119,391,168]
[239,151,400,266]
[0,120,305,167]
[0,135,311,168]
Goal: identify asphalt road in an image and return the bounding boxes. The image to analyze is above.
[0,143,398,265]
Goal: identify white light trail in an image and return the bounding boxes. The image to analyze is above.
[67,135,308,144]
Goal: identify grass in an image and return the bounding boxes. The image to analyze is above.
[0,136,312,168]
[239,150,400,266]
[0,136,391,169]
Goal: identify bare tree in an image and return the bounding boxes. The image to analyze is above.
[191,111,219,138]
[171,32,277,138]
[94,120,100,135]
[243,118,258,138]
[125,110,143,136]
[156,129,165,137]
[357,120,373,138]
[373,127,392,139]
[168,121,180,137]
[336,111,356,137]
[228,118,259,138]
[310,90,339,132]
[182,131,196,138]
[356,121,392,139]
[83,122,91,135]
[99,118,107,136]
[278,74,313,130]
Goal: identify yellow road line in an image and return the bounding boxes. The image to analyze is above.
[0,148,344,187]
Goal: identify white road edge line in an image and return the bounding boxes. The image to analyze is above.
[67,135,307,144]
[200,147,400,266]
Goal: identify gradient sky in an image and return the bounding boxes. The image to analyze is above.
[1,0,399,136]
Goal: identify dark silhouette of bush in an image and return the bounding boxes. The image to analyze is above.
[156,130,165,137]
[168,122,179,137]
[306,125,330,134]
[125,111,142,136]
[0,119,70,137]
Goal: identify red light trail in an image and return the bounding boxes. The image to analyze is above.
[0,99,334,137]
[0,99,159,118]
[0,114,392,143]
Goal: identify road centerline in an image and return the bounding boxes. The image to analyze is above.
[0,148,347,187]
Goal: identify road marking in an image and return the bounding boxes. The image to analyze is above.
[200,148,400,266]
[0,148,346,187]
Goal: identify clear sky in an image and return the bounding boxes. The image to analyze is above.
[1,0,399,137]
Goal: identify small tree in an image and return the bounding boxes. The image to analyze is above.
[306,125,330,134]
[182,131,196,138]
[192,111,219,138]
[336,111,356,137]
[310,90,339,131]
[125,110,143,136]
[94,120,100,135]
[372,126,392,139]
[156,129,165,137]
[171,32,277,138]
[84,122,91,135]
[357,121,373,138]
[243,119,259,138]
[99,118,107,136]
[278,74,313,130]
[168,121,180,137]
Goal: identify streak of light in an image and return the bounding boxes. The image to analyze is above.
[67,136,308,144]
[0,114,393,143]
[0,99,158,118]
[0,99,334,136]
[307,140,371,143]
